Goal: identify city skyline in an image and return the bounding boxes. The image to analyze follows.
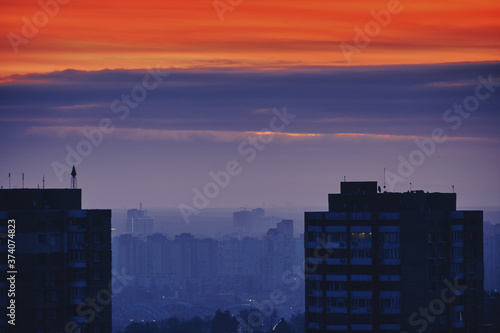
[0,0,499,211]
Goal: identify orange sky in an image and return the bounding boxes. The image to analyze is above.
[0,0,499,76]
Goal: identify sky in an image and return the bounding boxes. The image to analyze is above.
[0,0,499,214]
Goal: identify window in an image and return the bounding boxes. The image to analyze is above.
[93,270,102,281]
[92,252,102,263]
[452,231,464,241]
[70,287,87,299]
[93,233,103,244]
[70,251,87,262]
[328,232,347,242]
[51,309,57,320]
[380,297,400,309]
[306,280,320,290]
[380,232,400,243]
[327,297,347,307]
[453,247,464,257]
[307,296,322,306]
[351,297,372,310]
[51,290,58,301]
[38,234,47,245]
[70,232,86,244]
[49,234,60,245]
[380,248,400,259]
[326,281,346,291]
[451,263,463,273]
[351,249,372,258]
[351,232,372,242]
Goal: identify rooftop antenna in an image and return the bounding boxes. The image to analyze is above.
[410,182,413,191]
[8,173,11,189]
[452,185,455,193]
[383,168,386,191]
[70,166,77,189]
[22,173,24,189]
[344,176,346,182]
[42,174,45,189]
[140,202,143,211]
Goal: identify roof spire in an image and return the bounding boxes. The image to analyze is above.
[70,166,77,189]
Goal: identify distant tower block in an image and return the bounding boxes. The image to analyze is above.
[70,166,77,189]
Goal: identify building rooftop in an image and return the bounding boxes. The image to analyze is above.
[0,188,82,210]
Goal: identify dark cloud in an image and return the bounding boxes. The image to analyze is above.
[1,62,499,138]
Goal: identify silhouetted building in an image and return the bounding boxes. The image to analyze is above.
[0,188,112,332]
[305,181,483,332]
[277,219,294,238]
[484,222,500,291]
[126,206,154,236]
[233,209,254,233]
[233,208,267,234]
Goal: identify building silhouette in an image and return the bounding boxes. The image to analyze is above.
[0,188,112,332]
[483,221,500,292]
[305,181,484,332]
[126,205,154,237]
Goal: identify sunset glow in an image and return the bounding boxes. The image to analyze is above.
[1,0,499,76]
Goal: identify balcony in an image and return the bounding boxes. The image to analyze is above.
[380,307,401,314]
[69,242,88,250]
[351,307,372,314]
[326,291,347,297]
[69,281,87,288]
[326,306,347,313]
[351,324,373,330]
[69,261,87,268]
[69,298,86,305]
[379,275,401,282]
[307,306,322,313]
[70,316,87,323]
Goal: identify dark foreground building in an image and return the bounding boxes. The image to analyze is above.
[0,189,111,333]
[305,181,483,332]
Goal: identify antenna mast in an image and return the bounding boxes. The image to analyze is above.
[70,166,77,189]
[42,174,45,189]
[383,168,386,191]
[8,173,11,189]
[22,173,24,189]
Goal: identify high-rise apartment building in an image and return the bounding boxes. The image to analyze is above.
[483,221,500,292]
[126,206,154,236]
[305,181,483,332]
[0,188,112,333]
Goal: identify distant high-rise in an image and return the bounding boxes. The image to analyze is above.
[305,181,483,332]
[277,219,294,238]
[0,188,112,332]
[484,221,500,291]
[233,208,266,234]
[126,205,154,236]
